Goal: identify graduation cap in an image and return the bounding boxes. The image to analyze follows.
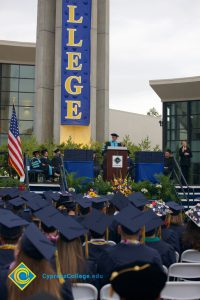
[0,212,28,239]
[8,197,26,208]
[128,192,149,209]
[26,196,49,211]
[51,213,88,241]
[110,261,167,300]
[75,196,92,209]
[166,201,184,215]
[21,223,56,260]
[81,209,113,235]
[32,150,40,156]
[143,210,163,233]
[91,197,108,210]
[111,133,119,137]
[147,200,172,217]
[34,205,60,229]
[43,191,60,203]
[0,199,4,208]
[115,205,145,234]
[185,204,200,227]
[110,193,129,211]
[21,190,40,201]
[2,188,20,199]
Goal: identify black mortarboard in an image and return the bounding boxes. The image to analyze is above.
[8,197,26,208]
[21,223,56,260]
[110,262,167,300]
[75,196,92,209]
[115,205,145,233]
[54,148,60,153]
[33,150,40,156]
[52,213,87,241]
[43,191,60,203]
[26,197,49,211]
[0,212,28,239]
[109,193,129,211]
[34,206,60,229]
[147,200,172,217]
[128,192,149,208]
[143,210,163,233]
[91,197,107,210]
[111,133,119,137]
[81,209,113,235]
[21,191,40,201]
[0,199,4,207]
[185,204,200,227]
[166,201,184,215]
[3,188,20,199]
[0,188,10,197]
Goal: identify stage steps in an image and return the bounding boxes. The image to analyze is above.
[28,183,61,194]
[175,185,200,209]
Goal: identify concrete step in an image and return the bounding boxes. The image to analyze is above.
[29,183,61,192]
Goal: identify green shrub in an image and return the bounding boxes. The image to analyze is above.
[0,177,20,187]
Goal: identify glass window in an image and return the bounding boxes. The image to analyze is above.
[191,152,200,163]
[1,64,19,78]
[1,78,18,91]
[19,79,35,93]
[191,140,200,151]
[0,106,19,120]
[19,107,34,120]
[191,101,200,115]
[19,120,33,134]
[0,92,18,106]
[19,93,34,106]
[0,119,9,134]
[191,129,200,140]
[20,66,35,79]
[191,115,200,129]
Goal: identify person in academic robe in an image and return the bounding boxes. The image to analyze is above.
[179,140,192,184]
[97,206,162,287]
[51,149,62,177]
[103,133,122,152]
[163,149,174,178]
[0,223,74,300]
[30,150,42,170]
[40,149,53,181]
[144,210,176,267]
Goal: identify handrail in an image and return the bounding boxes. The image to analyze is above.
[60,155,68,192]
[172,157,191,208]
[23,153,30,191]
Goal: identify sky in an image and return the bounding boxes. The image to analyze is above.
[0,0,200,115]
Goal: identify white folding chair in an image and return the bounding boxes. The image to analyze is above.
[72,283,98,300]
[168,263,200,281]
[161,281,200,300]
[175,251,180,263]
[100,284,120,300]
[181,250,200,263]
[163,265,168,275]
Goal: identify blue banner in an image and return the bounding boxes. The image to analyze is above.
[61,0,91,125]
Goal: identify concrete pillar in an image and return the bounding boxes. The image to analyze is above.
[53,0,62,144]
[34,0,55,143]
[96,0,109,142]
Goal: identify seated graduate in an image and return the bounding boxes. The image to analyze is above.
[40,149,53,182]
[163,149,174,178]
[110,261,167,300]
[51,212,94,284]
[81,208,114,262]
[102,133,122,153]
[183,204,200,251]
[148,200,179,253]
[74,196,92,224]
[144,210,176,268]
[0,222,74,300]
[30,150,42,170]
[7,197,32,222]
[167,201,186,254]
[97,205,162,287]
[0,209,27,269]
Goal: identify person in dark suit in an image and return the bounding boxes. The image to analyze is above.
[51,149,62,177]
[163,149,174,178]
[40,149,53,182]
[179,140,192,184]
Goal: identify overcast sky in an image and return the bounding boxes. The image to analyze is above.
[0,0,200,115]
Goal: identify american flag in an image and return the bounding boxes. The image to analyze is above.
[8,105,25,180]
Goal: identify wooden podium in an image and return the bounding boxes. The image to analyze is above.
[103,147,128,181]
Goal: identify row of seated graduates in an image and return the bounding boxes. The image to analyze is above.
[0,187,198,300]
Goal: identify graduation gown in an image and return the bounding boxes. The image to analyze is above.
[0,247,15,269]
[162,226,180,253]
[97,242,162,287]
[83,239,113,262]
[145,237,176,268]
[170,224,186,254]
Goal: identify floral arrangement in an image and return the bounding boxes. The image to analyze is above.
[84,188,99,198]
[112,176,132,196]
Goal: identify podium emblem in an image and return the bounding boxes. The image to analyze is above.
[112,155,123,168]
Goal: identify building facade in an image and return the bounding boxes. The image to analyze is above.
[150,77,200,184]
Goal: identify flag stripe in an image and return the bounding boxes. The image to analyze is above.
[8,105,25,179]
